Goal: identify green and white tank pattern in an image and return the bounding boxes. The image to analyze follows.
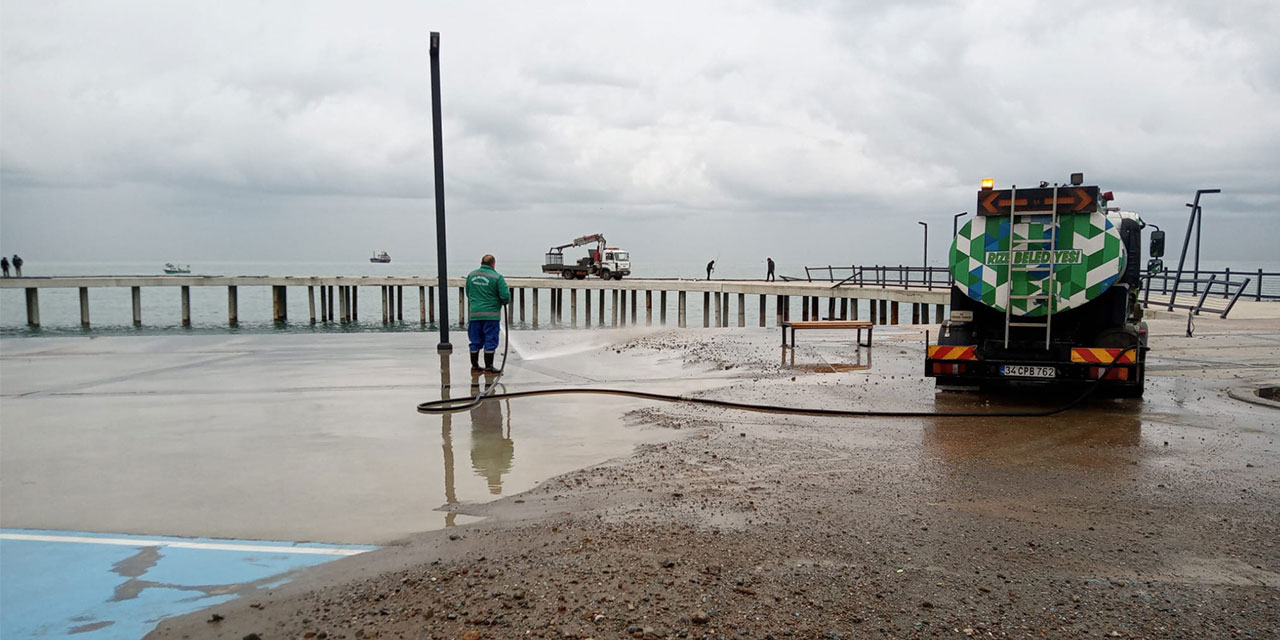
[949,211,1126,317]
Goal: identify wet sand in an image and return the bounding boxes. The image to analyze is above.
[138,316,1279,638]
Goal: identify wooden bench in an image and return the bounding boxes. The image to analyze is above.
[781,320,873,348]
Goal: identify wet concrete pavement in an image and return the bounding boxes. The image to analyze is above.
[143,315,1280,639]
[0,330,738,544]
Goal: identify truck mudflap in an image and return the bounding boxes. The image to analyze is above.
[926,346,1142,383]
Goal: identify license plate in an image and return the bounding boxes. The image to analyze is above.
[1001,365,1056,378]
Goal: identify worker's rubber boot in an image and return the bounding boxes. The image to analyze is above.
[484,350,499,373]
[470,351,482,373]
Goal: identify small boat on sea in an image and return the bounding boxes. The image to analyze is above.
[370,251,391,264]
[163,263,191,274]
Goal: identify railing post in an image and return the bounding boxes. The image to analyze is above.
[1258,269,1264,302]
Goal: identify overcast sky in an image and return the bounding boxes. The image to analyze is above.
[2,0,1277,272]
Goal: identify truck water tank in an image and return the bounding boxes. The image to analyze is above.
[949,211,1127,316]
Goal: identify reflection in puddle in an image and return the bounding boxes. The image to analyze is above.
[782,345,872,373]
[436,354,517,527]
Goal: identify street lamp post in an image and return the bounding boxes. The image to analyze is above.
[918,221,928,289]
[430,32,452,352]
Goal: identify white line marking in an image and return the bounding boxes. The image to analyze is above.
[0,533,371,556]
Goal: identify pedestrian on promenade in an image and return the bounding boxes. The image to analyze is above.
[706,260,715,280]
[1,257,8,278]
[466,254,511,373]
[12,255,22,277]
[766,257,775,282]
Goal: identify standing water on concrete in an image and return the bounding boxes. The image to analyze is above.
[0,331,728,545]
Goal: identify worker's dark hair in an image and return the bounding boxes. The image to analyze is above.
[481,254,495,267]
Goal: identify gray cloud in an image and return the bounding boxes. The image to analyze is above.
[1,0,1277,269]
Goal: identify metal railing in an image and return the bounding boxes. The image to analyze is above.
[1143,273,1253,318]
[793,264,1280,302]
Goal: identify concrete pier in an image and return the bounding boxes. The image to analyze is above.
[0,276,956,330]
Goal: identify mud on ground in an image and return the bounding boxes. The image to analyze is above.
[149,318,1280,639]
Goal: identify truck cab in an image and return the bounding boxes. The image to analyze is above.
[601,248,631,279]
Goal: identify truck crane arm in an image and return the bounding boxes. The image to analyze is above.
[548,233,606,252]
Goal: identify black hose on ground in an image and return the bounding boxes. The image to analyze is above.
[418,343,1141,419]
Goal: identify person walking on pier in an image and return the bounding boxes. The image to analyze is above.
[11,255,22,277]
[766,257,775,282]
[1,257,8,278]
[466,254,511,373]
[706,260,715,280]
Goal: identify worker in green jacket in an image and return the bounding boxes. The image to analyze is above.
[466,254,511,372]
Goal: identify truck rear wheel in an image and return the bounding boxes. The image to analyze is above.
[599,269,611,280]
[613,273,624,280]
[561,270,575,280]
[575,272,587,280]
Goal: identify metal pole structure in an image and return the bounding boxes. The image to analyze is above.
[430,32,452,352]
[1168,189,1219,310]
[918,221,928,288]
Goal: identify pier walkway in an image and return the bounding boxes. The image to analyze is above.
[0,276,949,329]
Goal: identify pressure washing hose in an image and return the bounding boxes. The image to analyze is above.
[418,332,1141,418]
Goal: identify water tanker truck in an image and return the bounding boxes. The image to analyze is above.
[926,173,1166,397]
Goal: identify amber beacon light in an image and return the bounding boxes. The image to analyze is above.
[980,178,995,190]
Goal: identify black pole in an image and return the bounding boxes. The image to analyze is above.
[918,221,927,288]
[430,32,452,352]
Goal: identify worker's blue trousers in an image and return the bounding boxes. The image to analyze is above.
[468,320,501,353]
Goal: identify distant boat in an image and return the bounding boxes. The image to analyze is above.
[163,263,191,274]
[370,251,391,264]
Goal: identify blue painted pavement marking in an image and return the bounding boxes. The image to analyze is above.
[0,529,375,639]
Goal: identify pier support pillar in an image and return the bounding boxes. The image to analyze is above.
[320,286,328,322]
[228,286,239,325]
[703,292,710,328]
[613,289,620,327]
[619,289,627,326]
[714,292,721,327]
[532,288,539,327]
[351,286,357,322]
[678,291,687,328]
[132,286,142,326]
[25,288,39,327]
[891,301,899,325]
[397,286,404,322]
[878,300,888,325]
[911,303,920,324]
[598,288,605,325]
[308,286,316,324]
[759,294,766,327]
[723,294,730,327]
[660,291,667,325]
[851,298,858,320]
[802,296,810,321]
[812,296,819,320]
[631,290,637,325]
[327,286,335,323]
[585,289,592,328]
[571,289,578,327]
[738,294,746,327]
[419,286,427,324]
[549,289,556,326]
[828,297,836,320]
[382,287,389,324]
[182,286,192,326]
[80,287,90,328]
[645,290,652,325]
[428,286,435,323]
[519,288,526,323]
[273,286,287,323]
[840,298,848,320]
[936,304,944,324]
[870,299,877,324]
[775,295,783,325]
